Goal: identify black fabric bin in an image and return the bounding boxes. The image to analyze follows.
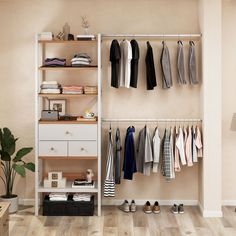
[43,195,94,216]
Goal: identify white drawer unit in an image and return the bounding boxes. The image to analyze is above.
[39,141,67,156]
[39,124,97,141]
[68,141,97,156]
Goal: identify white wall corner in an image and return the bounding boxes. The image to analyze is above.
[198,201,223,218]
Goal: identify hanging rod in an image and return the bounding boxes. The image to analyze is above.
[102,118,202,123]
[101,33,202,40]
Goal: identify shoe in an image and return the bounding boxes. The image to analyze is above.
[178,204,184,214]
[171,204,178,214]
[130,200,136,213]
[152,201,161,214]
[143,201,152,214]
[119,200,130,213]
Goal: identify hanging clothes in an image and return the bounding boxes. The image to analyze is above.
[110,39,121,88]
[174,127,181,172]
[136,126,153,176]
[176,127,187,166]
[130,39,140,88]
[177,41,187,85]
[160,41,173,89]
[169,128,175,179]
[115,128,122,184]
[195,126,203,158]
[145,41,157,90]
[104,128,115,197]
[162,129,175,181]
[152,127,161,173]
[189,41,198,85]
[185,126,193,167]
[119,39,132,88]
[123,126,137,180]
[192,126,198,163]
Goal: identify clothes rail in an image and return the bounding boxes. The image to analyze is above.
[102,118,202,123]
[101,33,202,40]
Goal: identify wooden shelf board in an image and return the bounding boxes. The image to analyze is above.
[38,93,97,99]
[39,66,98,71]
[38,181,98,193]
[38,39,97,44]
[38,120,97,124]
[39,156,97,160]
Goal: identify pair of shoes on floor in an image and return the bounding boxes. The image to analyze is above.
[119,200,136,213]
[143,201,160,214]
[171,204,184,214]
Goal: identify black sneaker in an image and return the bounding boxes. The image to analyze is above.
[178,204,184,214]
[171,204,178,214]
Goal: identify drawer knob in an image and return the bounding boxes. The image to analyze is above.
[81,147,85,151]
[65,131,70,135]
[50,147,54,151]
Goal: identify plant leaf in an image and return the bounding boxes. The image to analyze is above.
[24,162,35,172]
[13,147,33,162]
[0,150,11,161]
[1,128,17,155]
[12,164,26,177]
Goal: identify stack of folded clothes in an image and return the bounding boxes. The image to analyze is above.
[44,58,66,67]
[49,193,68,201]
[73,193,92,202]
[71,53,92,67]
[62,86,84,94]
[84,86,98,94]
[40,81,61,94]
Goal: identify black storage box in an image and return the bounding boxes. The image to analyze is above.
[43,195,94,216]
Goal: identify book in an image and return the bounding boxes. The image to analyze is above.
[76,35,96,40]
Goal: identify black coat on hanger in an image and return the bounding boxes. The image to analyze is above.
[145,41,157,90]
[130,39,140,88]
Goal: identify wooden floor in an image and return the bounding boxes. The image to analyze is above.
[8,205,236,236]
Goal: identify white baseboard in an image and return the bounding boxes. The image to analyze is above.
[102,199,198,206]
[222,200,236,206]
[198,202,223,217]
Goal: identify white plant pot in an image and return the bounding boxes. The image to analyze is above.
[0,195,18,213]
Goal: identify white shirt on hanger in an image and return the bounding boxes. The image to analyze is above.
[176,127,187,166]
[119,40,132,88]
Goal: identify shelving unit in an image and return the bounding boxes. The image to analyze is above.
[35,34,102,216]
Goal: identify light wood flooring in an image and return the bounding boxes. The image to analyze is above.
[8,205,236,236]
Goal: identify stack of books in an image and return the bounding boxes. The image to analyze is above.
[76,35,96,41]
[72,179,95,188]
[39,32,53,41]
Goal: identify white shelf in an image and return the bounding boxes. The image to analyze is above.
[38,181,98,193]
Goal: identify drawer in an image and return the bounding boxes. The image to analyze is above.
[39,124,97,141]
[68,141,97,156]
[39,141,67,156]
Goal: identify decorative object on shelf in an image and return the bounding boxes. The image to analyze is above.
[68,33,74,41]
[81,16,90,35]
[86,169,94,182]
[84,110,95,119]
[38,32,53,41]
[63,23,70,40]
[41,110,59,121]
[0,128,34,213]
[49,99,66,116]
[56,32,64,40]
[59,115,77,121]
[44,171,66,188]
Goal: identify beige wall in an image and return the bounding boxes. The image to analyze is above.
[222,0,236,202]
[0,0,202,201]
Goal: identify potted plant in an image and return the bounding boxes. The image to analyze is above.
[0,128,34,213]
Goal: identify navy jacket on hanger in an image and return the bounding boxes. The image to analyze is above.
[123,126,137,180]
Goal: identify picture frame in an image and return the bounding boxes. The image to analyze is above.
[49,99,66,116]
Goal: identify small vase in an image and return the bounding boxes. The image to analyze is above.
[0,195,18,213]
[84,27,90,35]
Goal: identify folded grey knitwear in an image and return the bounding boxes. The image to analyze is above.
[40,84,61,89]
